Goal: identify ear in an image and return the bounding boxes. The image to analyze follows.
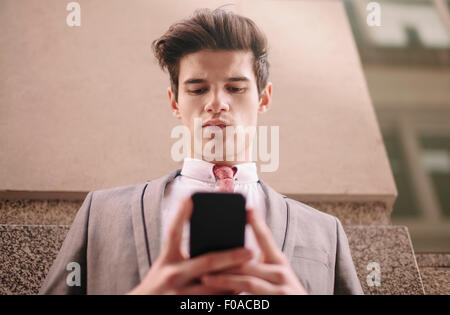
[168,87,181,119]
[258,82,272,114]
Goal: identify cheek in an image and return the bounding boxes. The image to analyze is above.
[178,100,200,118]
[235,98,259,124]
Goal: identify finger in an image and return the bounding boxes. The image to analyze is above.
[162,197,193,262]
[177,247,254,283]
[202,274,277,295]
[220,263,288,285]
[247,209,285,264]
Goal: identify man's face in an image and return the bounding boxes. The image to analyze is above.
[168,49,272,163]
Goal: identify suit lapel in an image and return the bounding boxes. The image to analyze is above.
[131,170,289,280]
[130,182,152,281]
[144,170,181,265]
[131,169,181,280]
[258,179,289,252]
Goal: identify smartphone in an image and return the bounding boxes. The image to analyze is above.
[190,192,246,258]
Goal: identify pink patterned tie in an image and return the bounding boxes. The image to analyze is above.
[213,165,237,192]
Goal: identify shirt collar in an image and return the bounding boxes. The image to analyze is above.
[180,157,259,184]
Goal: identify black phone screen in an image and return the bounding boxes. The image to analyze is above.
[190,192,246,258]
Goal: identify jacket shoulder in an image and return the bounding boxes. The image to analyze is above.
[284,197,338,227]
[87,170,180,214]
[90,182,146,206]
[89,170,179,205]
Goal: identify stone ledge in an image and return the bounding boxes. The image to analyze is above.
[1,198,391,226]
[0,225,68,295]
[415,253,450,268]
[0,224,425,295]
[0,199,81,225]
[306,200,391,225]
[415,253,450,295]
[418,267,450,295]
[344,226,425,295]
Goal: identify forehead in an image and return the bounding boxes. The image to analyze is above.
[178,49,255,83]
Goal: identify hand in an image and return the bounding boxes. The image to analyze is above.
[201,209,308,295]
[128,197,254,295]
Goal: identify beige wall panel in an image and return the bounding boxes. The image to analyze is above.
[0,0,396,202]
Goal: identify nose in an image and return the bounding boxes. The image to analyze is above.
[204,90,229,114]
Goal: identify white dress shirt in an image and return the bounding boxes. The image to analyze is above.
[161,157,267,261]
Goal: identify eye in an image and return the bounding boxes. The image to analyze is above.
[188,88,208,95]
[227,86,246,93]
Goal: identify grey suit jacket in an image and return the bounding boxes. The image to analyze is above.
[39,169,363,295]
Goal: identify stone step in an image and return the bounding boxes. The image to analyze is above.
[0,224,426,295]
[415,253,450,295]
[344,226,425,295]
[0,225,68,295]
[0,199,80,225]
[0,198,392,226]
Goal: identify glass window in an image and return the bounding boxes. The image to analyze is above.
[420,136,450,216]
[369,0,449,49]
[344,0,449,48]
[343,0,450,66]
[383,133,421,217]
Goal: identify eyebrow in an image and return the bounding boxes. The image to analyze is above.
[183,76,251,85]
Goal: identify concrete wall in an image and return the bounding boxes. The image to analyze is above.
[0,0,396,208]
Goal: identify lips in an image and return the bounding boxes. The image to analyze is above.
[202,119,230,128]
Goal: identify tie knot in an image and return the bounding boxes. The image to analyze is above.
[213,165,237,180]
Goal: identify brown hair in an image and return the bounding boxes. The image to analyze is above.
[152,8,270,102]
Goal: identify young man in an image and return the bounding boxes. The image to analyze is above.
[40,8,363,295]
